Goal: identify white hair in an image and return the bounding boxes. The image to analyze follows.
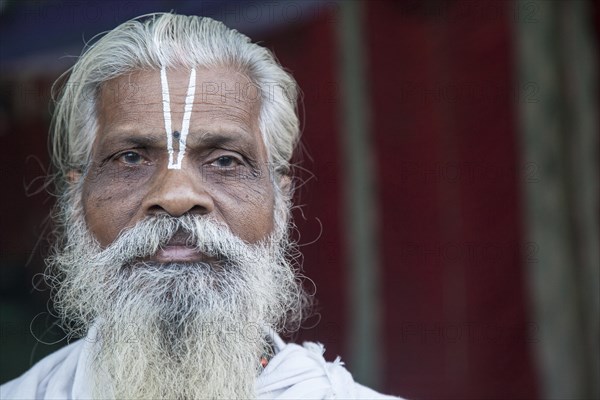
[50,12,300,191]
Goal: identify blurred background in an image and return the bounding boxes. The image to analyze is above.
[1,1,598,399]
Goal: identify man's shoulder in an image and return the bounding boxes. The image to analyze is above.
[0,339,87,400]
[258,339,404,399]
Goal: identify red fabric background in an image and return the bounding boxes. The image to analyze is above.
[259,1,540,398]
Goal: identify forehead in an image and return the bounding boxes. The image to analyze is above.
[96,66,263,148]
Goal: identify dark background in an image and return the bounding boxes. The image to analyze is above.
[1,1,599,399]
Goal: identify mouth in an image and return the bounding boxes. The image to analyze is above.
[152,245,214,263]
[142,234,219,264]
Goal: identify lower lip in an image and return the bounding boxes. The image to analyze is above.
[153,246,207,263]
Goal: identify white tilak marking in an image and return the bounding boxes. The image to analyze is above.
[160,67,175,168]
[160,67,197,169]
[176,68,196,168]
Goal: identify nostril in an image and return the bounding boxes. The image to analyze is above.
[147,205,168,216]
[188,205,209,215]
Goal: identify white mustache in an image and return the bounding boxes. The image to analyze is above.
[96,215,266,268]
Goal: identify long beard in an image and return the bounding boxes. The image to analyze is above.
[46,203,306,399]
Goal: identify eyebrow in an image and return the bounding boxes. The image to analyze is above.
[103,135,160,149]
[192,131,256,150]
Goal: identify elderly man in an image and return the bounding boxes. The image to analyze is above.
[1,13,400,400]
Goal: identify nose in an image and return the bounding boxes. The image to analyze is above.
[142,167,214,217]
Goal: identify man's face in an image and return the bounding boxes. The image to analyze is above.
[82,67,275,250]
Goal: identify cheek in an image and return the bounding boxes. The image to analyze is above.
[211,174,276,243]
[81,164,152,247]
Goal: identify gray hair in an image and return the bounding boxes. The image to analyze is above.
[50,13,300,192]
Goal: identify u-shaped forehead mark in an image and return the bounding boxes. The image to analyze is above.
[160,67,197,169]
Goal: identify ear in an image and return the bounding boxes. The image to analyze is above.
[277,174,292,198]
[66,169,82,184]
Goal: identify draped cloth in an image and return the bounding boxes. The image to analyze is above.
[1,327,402,399]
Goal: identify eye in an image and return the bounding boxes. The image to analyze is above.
[210,156,240,168]
[117,151,145,165]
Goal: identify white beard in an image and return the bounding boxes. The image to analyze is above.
[46,207,306,399]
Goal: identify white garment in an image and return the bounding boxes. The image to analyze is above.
[1,330,402,399]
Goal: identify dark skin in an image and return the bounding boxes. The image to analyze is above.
[79,67,281,258]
